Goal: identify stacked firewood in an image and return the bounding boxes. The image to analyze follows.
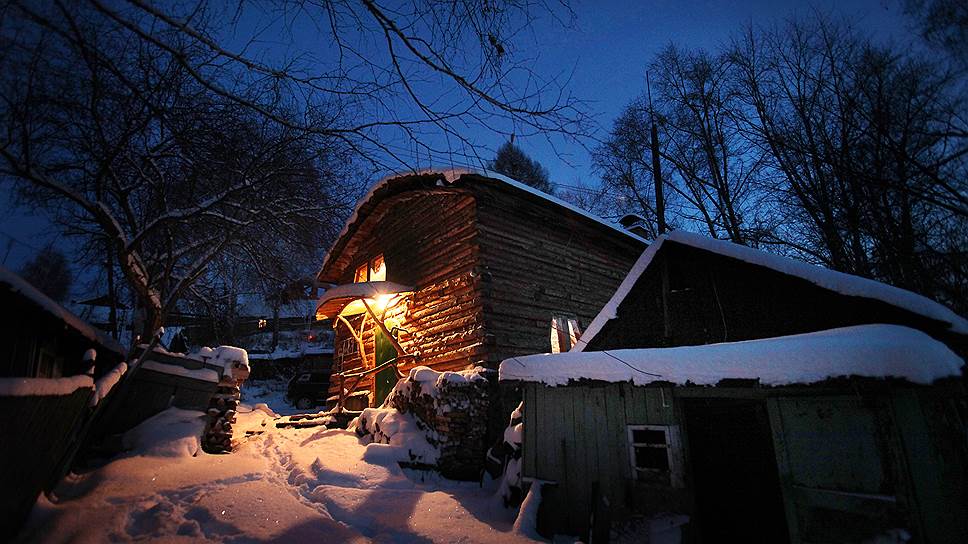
[202,358,250,453]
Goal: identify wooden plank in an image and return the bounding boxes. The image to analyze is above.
[603,384,630,496]
[767,397,801,544]
[523,385,537,479]
[889,389,967,543]
[629,386,649,424]
[555,387,579,535]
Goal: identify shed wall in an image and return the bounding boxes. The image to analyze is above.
[521,382,680,538]
[586,241,964,352]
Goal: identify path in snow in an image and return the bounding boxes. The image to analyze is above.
[17,405,535,543]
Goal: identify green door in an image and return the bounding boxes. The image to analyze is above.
[373,319,400,406]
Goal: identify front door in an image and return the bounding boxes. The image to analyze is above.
[373,318,400,406]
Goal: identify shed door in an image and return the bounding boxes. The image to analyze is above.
[373,319,399,407]
[767,397,907,544]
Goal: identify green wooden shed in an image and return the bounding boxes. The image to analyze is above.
[500,324,968,543]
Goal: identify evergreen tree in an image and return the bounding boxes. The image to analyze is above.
[489,141,554,194]
[20,247,72,303]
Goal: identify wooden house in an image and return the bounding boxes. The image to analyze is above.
[314,169,646,410]
[498,231,968,543]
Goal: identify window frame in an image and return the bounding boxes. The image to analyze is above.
[627,424,684,488]
[353,254,386,283]
[550,314,582,353]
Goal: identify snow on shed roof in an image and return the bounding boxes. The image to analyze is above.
[501,324,964,387]
[576,231,968,350]
[318,168,647,278]
[0,266,124,354]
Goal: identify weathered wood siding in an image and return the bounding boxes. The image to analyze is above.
[327,191,487,405]
[103,368,218,434]
[521,382,681,538]
[523,381,968,542]
[0,387,93,535]
[768,389,968,544]
[471,181,645,366]
[586,241,966,352]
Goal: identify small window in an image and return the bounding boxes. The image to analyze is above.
[370,254,386,281]
[353,254,386,283]
[550,315,582,353]
[627,424,683,487]
[354,263,368,283]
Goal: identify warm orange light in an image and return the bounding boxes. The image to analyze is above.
[372,293,395,311]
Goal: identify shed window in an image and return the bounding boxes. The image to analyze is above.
[354,254,386,283]
[550,315,582,353]
[627,424,683,487]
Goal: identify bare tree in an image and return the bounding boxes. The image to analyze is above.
[649,45,768,244]
[0,1,586,347]
[591,99,668,239]
[903,0,968,68]
[592,46,768,243]
[0,3,358,344]
[730,15,968,311]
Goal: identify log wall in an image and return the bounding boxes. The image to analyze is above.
[470,181,645,367]
[327,191,487,405]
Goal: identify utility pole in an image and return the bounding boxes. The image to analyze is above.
[647,71,667,235]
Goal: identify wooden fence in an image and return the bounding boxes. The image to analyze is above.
[0,387,93,536]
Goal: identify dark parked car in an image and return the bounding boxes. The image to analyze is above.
[286,371,330,410]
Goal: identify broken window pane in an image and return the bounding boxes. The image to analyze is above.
[354,263,368,283]
[635,446,670,471]
[551,315,581,353]
[632,428,667,445]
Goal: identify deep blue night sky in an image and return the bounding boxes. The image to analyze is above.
[0,0,916,285]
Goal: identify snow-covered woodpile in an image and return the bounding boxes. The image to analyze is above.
[354,365,492,479]
[201,347,250,453]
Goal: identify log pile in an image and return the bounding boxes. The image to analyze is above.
[202,358,250,454]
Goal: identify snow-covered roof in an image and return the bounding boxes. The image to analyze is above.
[576,231,968,351]
[501,324,964,387]
[142,360,220,383]
[318,168,647,279]
[0,266,124,354]
[0,374,95,397]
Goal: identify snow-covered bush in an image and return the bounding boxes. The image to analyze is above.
[351,365,492,479]
[494,401,524,507]
[351,407,440,466]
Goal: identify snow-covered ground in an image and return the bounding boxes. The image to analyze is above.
[17,396,537,543]
[239,378,303,417]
